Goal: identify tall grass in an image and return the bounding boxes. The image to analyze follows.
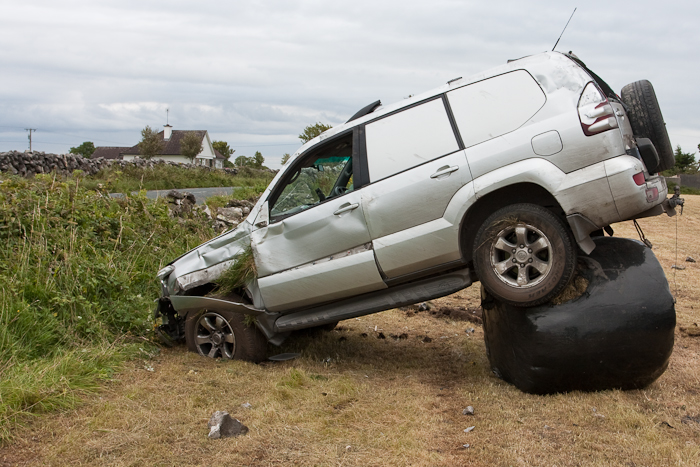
[82,164,274,193]
[0,173,217,440]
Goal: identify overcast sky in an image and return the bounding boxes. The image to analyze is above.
[1,0,698,168]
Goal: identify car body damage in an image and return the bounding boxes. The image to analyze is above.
[155,51,679,360]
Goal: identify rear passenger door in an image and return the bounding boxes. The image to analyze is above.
[359,96,471,279]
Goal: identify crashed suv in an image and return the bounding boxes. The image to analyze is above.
[155,51,678,361]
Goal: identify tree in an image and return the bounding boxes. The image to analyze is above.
[234,151,266,169]
[280,153,290,165]
[69,141,96,158]
[674,145,696,173]
[180,131,203,163]
[298,122,333,144]
[234,155,253,167]
[252,151,264,169]
[138,125,164,160]
[212,140,235,161]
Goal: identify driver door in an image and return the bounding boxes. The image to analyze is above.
[252,130,386,312]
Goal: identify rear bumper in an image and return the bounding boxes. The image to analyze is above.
[605,156,667,222]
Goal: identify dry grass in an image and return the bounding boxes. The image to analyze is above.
[2,197,700,466]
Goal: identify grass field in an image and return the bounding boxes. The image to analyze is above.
[1,197,699,466]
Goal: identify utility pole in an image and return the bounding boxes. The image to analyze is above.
[25,128,37,152]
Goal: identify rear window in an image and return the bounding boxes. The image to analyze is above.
[447,70,546,148]
[365,98,459,182]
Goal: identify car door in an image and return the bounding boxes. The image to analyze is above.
[360,96,472,279]
[252,130,386,312]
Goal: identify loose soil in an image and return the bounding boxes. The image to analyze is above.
[2,197,700,466]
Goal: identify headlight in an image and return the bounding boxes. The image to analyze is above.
[156,265,175,280]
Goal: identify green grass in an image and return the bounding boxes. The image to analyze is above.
[666,182,700,195]
[80,163,274,194]
[205,186,266,210]
[0,165,269,441]
[213,245,257,294]
[0,172,218,441]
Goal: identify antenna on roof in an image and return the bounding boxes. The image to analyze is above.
[166,108,169,125]
[552,7,577,52]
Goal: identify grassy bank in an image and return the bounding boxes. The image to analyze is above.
[0,170,228,440]
[82,163,274,194]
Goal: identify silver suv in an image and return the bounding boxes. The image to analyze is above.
[155,51,677,361]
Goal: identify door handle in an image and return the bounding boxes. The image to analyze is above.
[430,165,459,179]
[333,203,359,215]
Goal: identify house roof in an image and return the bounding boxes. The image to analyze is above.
[92,147,131,160]
[122,130,208,156]
[214,149,225,160]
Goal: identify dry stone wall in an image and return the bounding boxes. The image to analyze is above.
[0,150,240,178]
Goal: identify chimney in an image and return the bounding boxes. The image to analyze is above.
[164,124,173,141]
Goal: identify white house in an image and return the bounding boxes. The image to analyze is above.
[118,125,225,168]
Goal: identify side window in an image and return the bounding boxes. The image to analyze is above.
[447,70,546,148]
[365,98,459,182]
[269,134,354,220]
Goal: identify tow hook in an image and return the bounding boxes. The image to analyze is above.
[667,185,685,215]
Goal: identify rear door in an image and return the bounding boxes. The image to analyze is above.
[360,96,471,278]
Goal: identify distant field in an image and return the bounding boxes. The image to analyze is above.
[2,197,699,466]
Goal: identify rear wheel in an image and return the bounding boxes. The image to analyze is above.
[473,204,576,307]
[621,80,674,172]
[185,310,267,362]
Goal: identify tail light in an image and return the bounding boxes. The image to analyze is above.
[578,82,618,136]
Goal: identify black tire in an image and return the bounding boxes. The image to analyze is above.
[185,310,267,362]
[473,204,576,307]
[620,80,674,172]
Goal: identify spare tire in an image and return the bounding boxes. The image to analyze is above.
[620,80,674,172]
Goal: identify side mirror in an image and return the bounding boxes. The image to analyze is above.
[254,201,269,228]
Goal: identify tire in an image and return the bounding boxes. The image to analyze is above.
[473,204,576,307]
[185,310,267,362]
[620,80,674,172]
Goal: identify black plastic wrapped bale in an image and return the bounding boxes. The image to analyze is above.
[481,237,675,395]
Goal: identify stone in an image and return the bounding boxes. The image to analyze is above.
[207,411,248,439]
[464,426,475,433]
[687,256,696,263]
[462,406,475,415]
[218,207,243,221]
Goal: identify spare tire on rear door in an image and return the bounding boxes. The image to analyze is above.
[620,80,674,172]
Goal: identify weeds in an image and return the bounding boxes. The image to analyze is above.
[0,172,215,440]
[213,245,257,294]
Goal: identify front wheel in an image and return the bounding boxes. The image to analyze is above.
[185,310,267,362]
[473,204,576,307]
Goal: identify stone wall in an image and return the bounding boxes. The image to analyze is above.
[677,174,700,190]
[0,150,240,178]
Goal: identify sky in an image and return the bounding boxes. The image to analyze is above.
[1,0,698,169]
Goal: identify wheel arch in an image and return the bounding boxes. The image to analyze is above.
[459,183,566,264]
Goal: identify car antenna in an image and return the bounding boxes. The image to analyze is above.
[552,7,577,51]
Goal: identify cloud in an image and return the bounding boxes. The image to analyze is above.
[0,0,698,158]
